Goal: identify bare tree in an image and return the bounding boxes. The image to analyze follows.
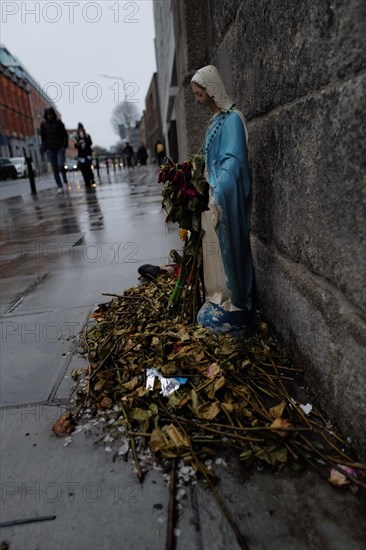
[111,102,140,137]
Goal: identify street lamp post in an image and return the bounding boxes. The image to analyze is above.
[100,74,130,141]
[100,73,128,103]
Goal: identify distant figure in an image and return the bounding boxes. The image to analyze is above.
[137,143,148,165]
[155,140,165,166]
[75,123,94,188]
[40,107,68,194]
[123,142,134,169]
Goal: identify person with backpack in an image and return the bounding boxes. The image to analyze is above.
[75,123,94,188]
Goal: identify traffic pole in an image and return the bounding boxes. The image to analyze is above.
[26,157,37,195]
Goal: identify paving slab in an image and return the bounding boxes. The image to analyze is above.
[8,255,172,314]
[0,407,198,550]
[0,307,89,406]
[1,408,365,550]
[0,274,45,315]
[194,462,366,550]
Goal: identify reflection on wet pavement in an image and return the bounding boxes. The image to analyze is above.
[0,165,178,283]
[1,167,162,240]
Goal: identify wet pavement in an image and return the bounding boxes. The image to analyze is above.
[0,166,365,550]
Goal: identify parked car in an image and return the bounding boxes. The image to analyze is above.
[10,156,35,178]
[10,156,34,177]
[64,159,78,171]
[0,158,18,180]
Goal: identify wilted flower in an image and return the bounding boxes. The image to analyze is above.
[329,464,359,492]
[178,161,192,181]
[158,154,208,311]
[179,182,197,199]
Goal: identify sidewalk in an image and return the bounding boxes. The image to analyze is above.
[1,166,365,550]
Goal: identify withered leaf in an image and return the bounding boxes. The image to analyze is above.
[98,396,113,410]
[206,376,226,399]
[176,326,191,342]
[165,424,190,448]
[221,402,234,413]
[52,412,74,435]
[121,376,139,391]
[252,443,288,465]
[191,389,199,410]
[94,379,106,392]
[269,401,287,419]
[206,363,221,378]
[71,368,84,381]
[149,427,166,453]
[195,401,220,420]
[130,407,151,431]
[269,418,294,437]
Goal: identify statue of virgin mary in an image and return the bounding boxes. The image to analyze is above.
[191,65,254,336]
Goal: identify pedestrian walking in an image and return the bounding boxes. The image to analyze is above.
[123,142,134,170]
[74,123,94,188]
[191,65,254,336]
[155,140,165,166]
[40,107,68,194]
[137,143,148,165]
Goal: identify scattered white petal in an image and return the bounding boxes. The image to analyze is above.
[63,436,72,447]
[174,528,181,537]
[176,488,186,500]
[299,403,313,415]
[105,446,113,453]
[118,441,129,455]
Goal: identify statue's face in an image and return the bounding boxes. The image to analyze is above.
[192,83,210,107]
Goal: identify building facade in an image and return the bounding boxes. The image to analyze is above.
[153,1,179,162]
[144,72,163,162]
[138,111,147,149]
[0,45,58,171]
[0,64,33,159]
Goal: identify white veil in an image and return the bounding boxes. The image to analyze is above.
[191,65,248,144]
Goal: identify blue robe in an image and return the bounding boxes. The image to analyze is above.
[197,111,253,333]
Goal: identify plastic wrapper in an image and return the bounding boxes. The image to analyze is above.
[146,368,187,397]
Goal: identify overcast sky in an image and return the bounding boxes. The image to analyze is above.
[2,0,157,148]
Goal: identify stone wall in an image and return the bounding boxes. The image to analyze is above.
[172,0,366,456]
